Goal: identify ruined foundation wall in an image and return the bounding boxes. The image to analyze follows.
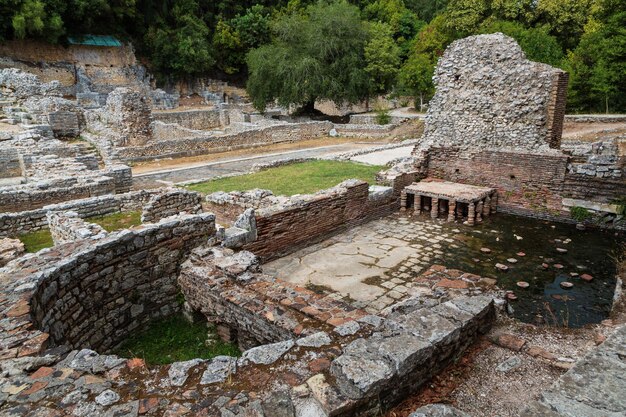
[0,189,157,238]
[111,121,333,162]
[29,213,216,352]
[244,176,415,261]
[153,108,222,130]
[0,149,22,178]
[47,211,107,245]
[0,165,132,213]
[141,189,203,223]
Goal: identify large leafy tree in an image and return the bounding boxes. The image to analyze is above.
[566,0,625,113]
[365,22,401,95]
[246,0,370,112]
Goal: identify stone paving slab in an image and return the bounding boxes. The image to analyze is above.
[521,324,626,417]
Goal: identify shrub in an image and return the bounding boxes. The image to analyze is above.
[570,206,591,221]
[375,108,391,125]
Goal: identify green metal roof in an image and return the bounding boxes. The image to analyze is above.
[67,35,122,47]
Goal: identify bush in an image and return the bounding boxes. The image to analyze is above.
[375,108,391,125]
[570,206,592,221]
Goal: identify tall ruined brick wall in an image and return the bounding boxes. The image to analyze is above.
[415,33,567,155]
[112,121,333,162]
[141,189,203,223]
[546,72,569,148]
[153,109,222,130]
[427,148,569,213]
[29,213,216,352]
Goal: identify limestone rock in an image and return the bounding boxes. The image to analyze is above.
[0,238,25,267]
[238,340,294,366]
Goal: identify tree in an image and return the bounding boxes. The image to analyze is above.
[246,0,370,112]
[365,22,401,95]
[534,0,597,51]
[566,0,625,113]
[10,0,64,42]
[398,52,433,110]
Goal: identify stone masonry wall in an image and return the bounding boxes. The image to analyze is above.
[153,108,222,130]
[29,213,216,352]
[0,165,132,213]
[103,88,152,147]
[141,188,203,223]
[47,211,107,245]
[0,148,22,178]
[111,121,333,162]
[415,33,568,155]
[0,189,158,238]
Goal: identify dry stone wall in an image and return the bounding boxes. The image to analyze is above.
[415,33,568,156]
[0,165,132,213]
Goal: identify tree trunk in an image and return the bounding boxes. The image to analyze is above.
[420,93,424,112]
[606,94,609,114]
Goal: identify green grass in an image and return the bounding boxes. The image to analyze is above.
[18,229,54,253]
[88,211,142,232]
[114,314,240,365]
[186,160,384,196]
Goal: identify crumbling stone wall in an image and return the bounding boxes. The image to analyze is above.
[111,121,333,162]
[47,211,107,245]
[29,213,216,352]
[0,189,157,238]
[103,87,152,146]
[153,108,222,130]
[0,165,132,213]
[0,148,22,178]
[415,33,568,155]
[141,188,203,223]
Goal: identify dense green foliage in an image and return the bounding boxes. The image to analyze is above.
[186,160,384,196]
[0,0,623,112]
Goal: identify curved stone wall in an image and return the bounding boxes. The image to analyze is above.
[18,213,216,352]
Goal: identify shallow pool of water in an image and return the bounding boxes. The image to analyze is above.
[439,213,623,328]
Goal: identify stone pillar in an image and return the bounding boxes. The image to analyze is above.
[483,196,491,217]
[431,198,439,219]
[491,193,498,214]
[476,201,483,223]
[400,190,407,212]
[468,203,476,226]
[448,200,456,222]
[415,194,422,213]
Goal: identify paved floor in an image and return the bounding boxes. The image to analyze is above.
[350,144,414,165]
[264,214,460,313]
[132,142,378,189]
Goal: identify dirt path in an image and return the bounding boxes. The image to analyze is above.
[562,122,626,141]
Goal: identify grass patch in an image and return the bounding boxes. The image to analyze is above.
[18,229,53,253]
[88,211,142,232]
[114,313,240,365]
[186,160,384,196]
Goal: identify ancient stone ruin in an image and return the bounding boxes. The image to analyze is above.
[0,32,623,417]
